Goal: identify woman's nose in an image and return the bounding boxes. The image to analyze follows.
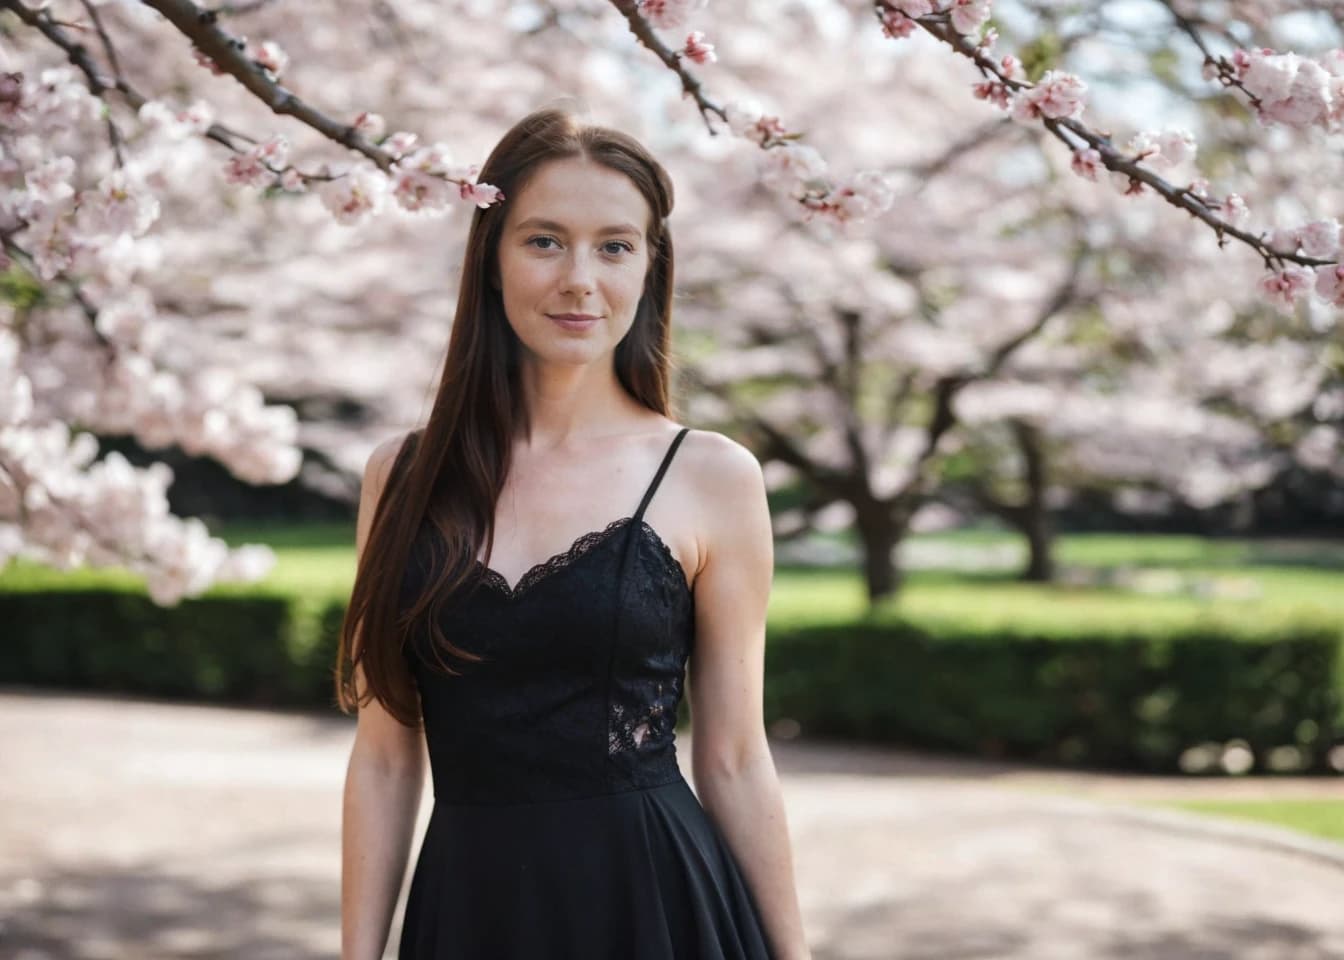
[560,251,596,295]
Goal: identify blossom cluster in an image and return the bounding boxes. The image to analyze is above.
[1215,46,1344,132]
[1,67,300,601]
[722,101,895,224]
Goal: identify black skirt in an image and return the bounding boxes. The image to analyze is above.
[397,776,774,959]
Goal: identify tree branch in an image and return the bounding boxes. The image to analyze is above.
[879,1,1335,273]
[138,0,391,167]
[604,0,727,136]
[1,0,255,153]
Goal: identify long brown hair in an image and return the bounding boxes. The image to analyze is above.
[334,106,679,727]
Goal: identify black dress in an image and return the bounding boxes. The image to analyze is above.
[396,427,776,959]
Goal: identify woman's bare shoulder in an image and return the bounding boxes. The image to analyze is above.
[674,428,767,555]
[676,427,762,489]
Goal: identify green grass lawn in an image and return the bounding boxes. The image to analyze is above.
[1142,799,1344,846]
[773,529,1344,634]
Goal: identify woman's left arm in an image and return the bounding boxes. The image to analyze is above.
[685,433,811,960]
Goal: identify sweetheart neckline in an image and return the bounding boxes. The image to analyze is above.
[473,515,693,602]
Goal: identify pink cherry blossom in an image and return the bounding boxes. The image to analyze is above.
[879,8,918,40]
[683,31,716,65]
[279,168,306,193]
[24,155,76,207]
[972,79,1012,110]
[1221,193,1250,227]
[29,210,78,280]
[723,101,788,146]
[1315,263,1344,306]
[949,0,992,35]
[460,181,503,208]
[1154,129,1197,167]
[809,169,895,224]
[1070,147,1102,181]
[250,40,289,81]
[1298,219,1341,259]
[94,288,163,352]
[1125,131,1159,162]
[760,142,829,190]
[138,99,213,141]
[1267,57,1331,127]
[391,165,449,213]
[318,166,385,225]
[1011,70,1087,122]
[1257,265,1314,313]
[1238,48,1292,99]
[1267,225,1300,255]
[383,138,495,213]
[255,134,290,168]
[78,169,161,237]
[222,151,271,188]
[999,55,1025,82]
[178,100,215,135]
[383,131,419,159]
[353,111,385,139]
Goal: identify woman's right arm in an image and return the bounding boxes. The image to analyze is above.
[341,434,427,960]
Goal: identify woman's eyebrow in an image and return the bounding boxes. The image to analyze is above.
[514,217,642,237]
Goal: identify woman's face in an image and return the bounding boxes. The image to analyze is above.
[495,156,653,366]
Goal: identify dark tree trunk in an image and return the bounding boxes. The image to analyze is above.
[855,507,907,605]
[1012,420,1054,583]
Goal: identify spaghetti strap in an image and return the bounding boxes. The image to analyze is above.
[633,426,691,523]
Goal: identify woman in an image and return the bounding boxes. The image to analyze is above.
[336,105,809,960]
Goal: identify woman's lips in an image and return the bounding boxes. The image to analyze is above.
[548,313,601,330]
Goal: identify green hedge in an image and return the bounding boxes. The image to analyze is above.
[2,589,1340,774]
[0,589,343,707]
[763,619,1343,774]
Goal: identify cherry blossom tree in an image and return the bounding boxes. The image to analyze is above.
[1,0,1339,608]
[659,1,1341,600]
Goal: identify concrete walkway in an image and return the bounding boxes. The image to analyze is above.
[2,689,1341,960]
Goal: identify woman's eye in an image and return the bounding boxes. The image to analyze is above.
[527,236,633,255]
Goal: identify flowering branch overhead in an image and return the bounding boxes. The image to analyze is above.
[870,1,1344,312]
[610,0,898,226]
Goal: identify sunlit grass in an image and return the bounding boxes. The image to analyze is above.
[1141,799,1344,845]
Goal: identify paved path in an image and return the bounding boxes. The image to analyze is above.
[2,689,1342,960]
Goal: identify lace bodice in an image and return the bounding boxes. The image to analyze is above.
[472,515,688,601]
[399,428,695,805]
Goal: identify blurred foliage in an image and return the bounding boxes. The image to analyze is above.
[763,619,1341,774]
[1016,30,1064,82]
